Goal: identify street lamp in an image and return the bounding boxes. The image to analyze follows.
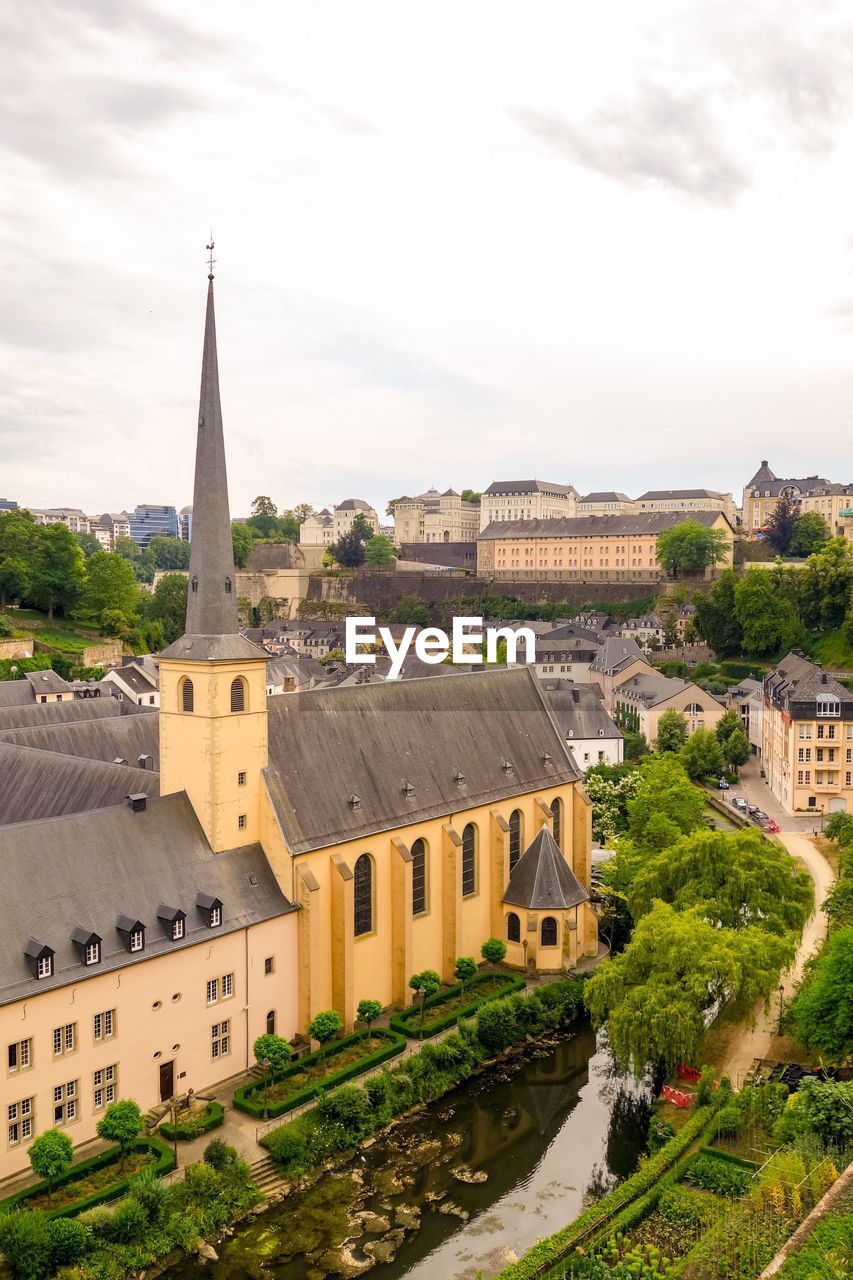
[417,986,426,1040]
[777,984,785,1036]
[522,938,529,970]
[167,1096,179,1165]
[261,1057,271,1121]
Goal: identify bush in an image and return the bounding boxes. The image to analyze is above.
[127,1168,168,1223]
[106,1198,149,1243]
[263,1123,308,1173]
[0,1211,54,1280]
[657,1185,714,1228]
[476,997,519,1054]
[159,1101,225,1141]
[390,972,524,1039]
[76,1206,114,1238]
[315,1084,372,1142]
[203,1138,239,1172]
[181,1162,224,1209]
[47,1216,91,1265]
[696,1065,716,1105]
[481,937,507,967]
[714,1104,744,1138]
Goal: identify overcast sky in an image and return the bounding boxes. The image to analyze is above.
[3,0,853,518]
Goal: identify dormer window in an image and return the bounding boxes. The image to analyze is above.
[25,939,55,980]
[116,915,146,954]
[157,905,186,942]
[197,893,223,929]
[71,928,102,967]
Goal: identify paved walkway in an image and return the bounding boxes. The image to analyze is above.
[720,829,835,1085]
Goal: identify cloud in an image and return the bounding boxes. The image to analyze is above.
[514,84,750,205]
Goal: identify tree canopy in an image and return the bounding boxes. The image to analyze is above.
[364,534,398,566]
[655,521,729,575]
[789,512,828,557]
[654,708,688,753]
[789,927,853,1059]
[679,727,725,781]
[335,530,366,567]
[764,493,798,554]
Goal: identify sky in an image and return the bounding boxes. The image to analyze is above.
[3,0,853,519]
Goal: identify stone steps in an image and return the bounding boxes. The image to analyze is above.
[250,1156,286,1197]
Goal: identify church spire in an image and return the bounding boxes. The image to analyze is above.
[161,252,263,661]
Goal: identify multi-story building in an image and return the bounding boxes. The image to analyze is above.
[541,682,624,770]
[0,499,17,511]
[726,677,762,748]
[476,512,735,580]
[299,507,335,547]
[479,481,578,531]
[741,462,828,533]
[392,488,480,544]
[613,674,725,743]
[577,492,635,515]
[588,636,655,711]
[0,271,598,1186]
[332,499,379,541]
[762,651,853,815]
[179,506,193,541]
[128,504,179,547]
[797,484,853,538]
[635,489,737,524]
[29,508,91,534]
[95,513,132,548]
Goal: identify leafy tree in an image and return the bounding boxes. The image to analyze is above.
[627,827,813,937]
[247,496,283,539]
[0,555,30,605]
[96,1099,143,1169]
[364,534,398,567]
[147,537,191,571]
[715,708,742,745]
[0,1210,54,1280]
[824,876,853,929]
[722,725,750,768]
[626,756,705,852]
[789,512,828,557]
[764,493,798,554]
[481,937,507,968]
[253,1032,292,1077]
[350,513,375,541]
[693,571,743,657]
[454,956,477,993]
[335,530,366,568]
[801,538,853,629]
[585,901,795,1074]
[734,569,802,656]
[308,1009,343,1072]
[251,496,278,518]
[322,545,336,567]
[0,609,14,637]
[680,728,725,781]
[115,534,141,561]
[408,969,441,998]
[146,573,188,645]
[0,508,42,560]
[386,495,413,516]
[584,763,644,844]
[356,998,382,1033]
[392,595,430,626]
[28,1128,73,1206]
[655,520,729,576]
[460,489,481,504]
[789,928,853,1059]
[83,552,140,623]
[622,730,648,761]
[231,523,254,568]
[654,708,688,753]
[75,531,101,557]
[31,523,87,619]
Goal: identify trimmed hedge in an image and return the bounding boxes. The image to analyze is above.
[233,1027,406,1118]
[390,972,525,1038]
[159,1100,225,1141]
[496,1094,727,1280]
[698,1144,758,1170]
[0,1138,175,1220]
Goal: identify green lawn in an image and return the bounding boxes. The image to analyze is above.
[7,608,104,653]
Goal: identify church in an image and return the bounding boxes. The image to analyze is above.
[0,271,597,1185]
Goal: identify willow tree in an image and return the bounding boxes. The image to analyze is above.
[585,902,795,1074]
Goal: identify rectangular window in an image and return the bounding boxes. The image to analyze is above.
[210,906,222,927]
[93,1010,115,1042]
[53,1024,75,1057]
[264,957,274,976]
[847,772,852,787]
[53,1081,78,1126]
[237,814,247,830]
[7,1098,34,1146]
[7,1039,32,1073]
[84,941,100,966]
[798,770,804,785]
[130,929,144,953]
[817,749,825,762]
[211,1020,230,1060]
[206,978,218,1005]
[817,725,825,739]
[37,955,53,979]
[221,973,234,999]
[237,771,246,786]
[172,918,185,940]
[93,1065,117,1111]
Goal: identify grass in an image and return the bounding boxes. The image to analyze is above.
[22,1150,154,1212]
[5,609,108,655]
[404,976,509,1021]
[264,1032,389,1104]
[805,627,853,672]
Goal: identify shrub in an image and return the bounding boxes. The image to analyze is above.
[203,1138,238,1172]
[696,1065,717,1106]
[390,972,524,1038]
[106,1197,148,1244]
[181,1162,224,1208]
[481,937,507,967]
[356,998,382,1031]
[263,1120,309,1173]
[0,1211,54,1280]
[252,1032,292,1077]
[47,1216,91,1265]
[76,1206,114,1238]
[159,1101,225,1141]
[476,996,518,1054]
[309,1009,344,1068]
[408,969,441,998]
[315,1084,372,1142]
[96,1100,143,1167]
[714,1104,744,1138]
[454,957,477,992]
[28,1130,74,1206]
[657,1185,713,1228]
[127,1168,168,1223]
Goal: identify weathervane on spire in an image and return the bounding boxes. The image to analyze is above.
[206,233,215,281]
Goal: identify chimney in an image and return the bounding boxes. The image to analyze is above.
[126,794,147,813]
[137,753,153,770]
[572,688,580,703]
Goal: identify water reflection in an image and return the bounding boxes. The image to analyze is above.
[170,1026,651,1280]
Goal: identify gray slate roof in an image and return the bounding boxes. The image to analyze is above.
[25,669,73,696]
[747,461,777,486]
[478,511,731,539]
[503,828,589,910]
[764,651,853,717]
[264,667,580,854]
[0,741,159,826]
[0,697,149,732]
[0,713,160,770]
[590,636,647,675]
[0,793,294,1006]
[614,673,692,708]
[636,489,725,501]
[541,684,623,740]
[0,680,36,708]
[483,480,576,496]
[579,492,632,503]
[337,498,372,510]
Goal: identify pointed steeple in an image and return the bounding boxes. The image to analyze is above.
[161,266,263,662]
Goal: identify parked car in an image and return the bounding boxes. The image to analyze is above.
[717,778,730,790]
[767,819,780,833]
[753,810,769,824]
[732,797,749,811]
[747,803,759,816]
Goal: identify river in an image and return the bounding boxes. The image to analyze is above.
[169,1024,652,1280]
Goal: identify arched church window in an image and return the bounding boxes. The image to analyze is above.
[507,912,521,943]
[181,678,194,713]
[550,798,562,849]
[461,823,477,897]
[230,677,246,713]
[509,809,523,872]
[266,1010,276,1035]
[411,838,427,916]
[540,916,558,947]
[354,854,374,937]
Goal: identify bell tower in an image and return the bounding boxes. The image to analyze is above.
[158,248,268,852]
